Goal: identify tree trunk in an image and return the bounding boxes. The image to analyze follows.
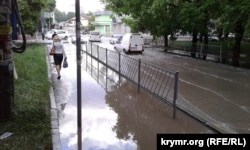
[232,23,244,67]
[203,35,208,60]
[202,10,209,60]
[164,34,168,52]
[191,31,198,58]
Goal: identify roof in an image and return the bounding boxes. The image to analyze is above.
[94,11,113,16]
[69,16,88,21]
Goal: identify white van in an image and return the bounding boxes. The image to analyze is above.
[114,33,144,53]
[89,31,101,42]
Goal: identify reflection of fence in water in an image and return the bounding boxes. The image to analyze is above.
[83,43,179,118]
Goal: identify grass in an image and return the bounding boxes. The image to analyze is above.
[0,44,52,149]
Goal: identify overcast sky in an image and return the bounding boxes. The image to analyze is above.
[56,0,105,13]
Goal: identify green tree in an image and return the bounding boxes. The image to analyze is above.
[219,0,250,66]
[66,12,76,20]
[86,12,95,31]
[18,0,55,35]
[104,0,181,48]
[54,8,67,22]
[103,0,250,66]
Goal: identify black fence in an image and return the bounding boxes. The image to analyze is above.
[83,43,179,118]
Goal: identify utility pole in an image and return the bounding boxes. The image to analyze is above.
[0,0,14,121]
[75,0,82,149]
[0,0,26,121]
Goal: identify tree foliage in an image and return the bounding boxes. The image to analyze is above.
[54,9,67,22]
[18,0,56,35]
[86,12,95,31]
[103,0,250,66]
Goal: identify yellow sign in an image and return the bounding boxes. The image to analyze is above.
[0,26,12,35]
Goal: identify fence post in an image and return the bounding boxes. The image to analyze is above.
[173,72,179,119]
[219,46,222,63]
[85,41,87,53]
[85,43,87,71]
[119,52,121,83]
[90,42,92,54]
[97,45,99,81]
[105,48,108,91]
[91,45,94,76]
[199,44,202,58]
[106,48,108,65]
[138,59,141,93]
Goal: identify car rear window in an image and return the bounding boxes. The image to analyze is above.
[91,32,100,35]
[114,35,122,38]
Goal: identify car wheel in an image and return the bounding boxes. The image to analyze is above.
[123,49,128,54]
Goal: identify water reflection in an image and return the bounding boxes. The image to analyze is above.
[57,48,215,150]
[58,56,137,149]
[82,56,214,149]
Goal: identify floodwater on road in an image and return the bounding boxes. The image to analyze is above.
[127,48,250,133]
[49,43,216,150]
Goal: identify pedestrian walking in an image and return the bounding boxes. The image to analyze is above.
[52,35,67,79]
[42,32,45,40]
[52,32,57,39]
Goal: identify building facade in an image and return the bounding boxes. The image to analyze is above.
[112,16,131,35]
[92,11,113,36]
[92,11,131,36]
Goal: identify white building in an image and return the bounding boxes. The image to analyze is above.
[67,16,88,27]
[112,16,131,35]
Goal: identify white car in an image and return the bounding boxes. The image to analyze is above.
[71,34,89,44]
[56,30,70,40]
[45,30,57,40]
[208,36,219,41]
[89,31,101,42]
[114,33,144,54]
[45,29,70,40]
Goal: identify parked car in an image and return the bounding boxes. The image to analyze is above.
[228,33,235,38]
[114,33,144,54]
[71,34,89,44]
[208,36,219,41]
[45,30,57,40]
[45,29,70,40]
[89,31,101,42]
[56,30,70,40]
[109,34,123,44]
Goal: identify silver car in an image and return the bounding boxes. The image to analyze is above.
[109,35,123,44]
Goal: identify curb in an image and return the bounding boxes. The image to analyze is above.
[46,45,62,150]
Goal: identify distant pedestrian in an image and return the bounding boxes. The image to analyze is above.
[52,35,67,79]
[52,32,57,39]
[42,32,45,40]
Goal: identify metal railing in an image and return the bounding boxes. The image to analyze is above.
[83,43,179,118]
[167,42,223,62]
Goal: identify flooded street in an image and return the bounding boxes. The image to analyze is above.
[129,49,250,133]
[48,42,217,150]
